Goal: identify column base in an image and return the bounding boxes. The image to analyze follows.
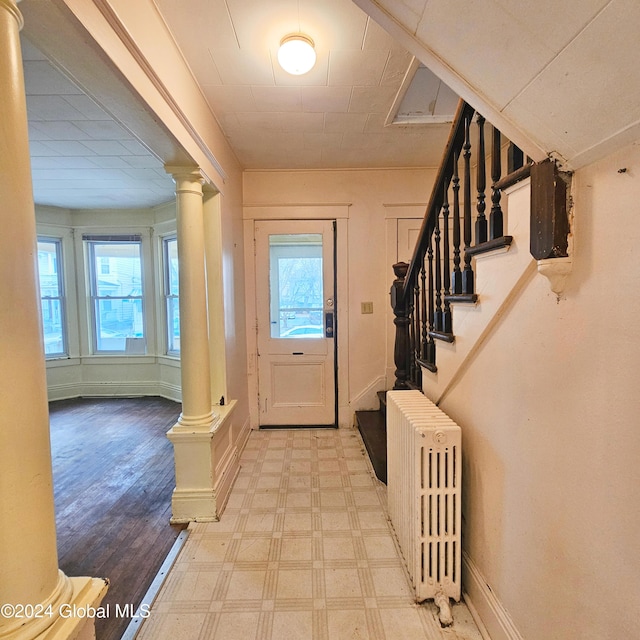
[2,576,108,640]
[167,401,244,523]
[169,488,223,523]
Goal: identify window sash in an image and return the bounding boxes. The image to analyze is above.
[163,236,180,355]
[86,237,145,354]
[37,237,67,358]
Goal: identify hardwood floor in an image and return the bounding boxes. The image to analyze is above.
[50,397,186,640]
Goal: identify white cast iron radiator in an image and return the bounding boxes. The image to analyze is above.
[386,390,461,618]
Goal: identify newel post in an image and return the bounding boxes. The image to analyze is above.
[391,262,410,390]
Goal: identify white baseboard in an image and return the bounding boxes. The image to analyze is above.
[462,551,524,640]
[47,381,181,402]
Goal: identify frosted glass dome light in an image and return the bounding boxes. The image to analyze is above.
[277,34,316,75]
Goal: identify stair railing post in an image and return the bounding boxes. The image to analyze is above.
[433,205,443,332]
[390,262,410,390]
[420,262,429,361]
[442,180,453,333]
[462,112,475,294]
[475,114,488,244]
[425,235,436,367]
[489,125,503,239]
[451,150,462,294]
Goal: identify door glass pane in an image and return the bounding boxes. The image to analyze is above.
[269,234,323,338]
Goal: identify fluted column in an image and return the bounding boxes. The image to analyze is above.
[0,2,96,637]
[169,167,213,430]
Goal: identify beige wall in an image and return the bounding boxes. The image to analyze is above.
[243,167,436,421]
[435,142,640,639]
[219,169,250,422]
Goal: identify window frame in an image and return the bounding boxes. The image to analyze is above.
[37,236,68,359]
[162,235,180,357]
[84,235,146,355]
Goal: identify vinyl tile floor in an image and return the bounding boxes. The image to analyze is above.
[136,428,484,640]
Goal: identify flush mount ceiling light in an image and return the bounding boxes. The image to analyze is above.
[277,34,316,75]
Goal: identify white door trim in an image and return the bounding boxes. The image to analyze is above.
[243,210,349,429]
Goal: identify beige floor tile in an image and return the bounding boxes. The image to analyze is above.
[251,491,280,509]
[214,612,261,640]
[362,535,400,560]
[287,474,313,489]
[320,511,352,531]
[352,488,383,507]
[190,534,234,563]
[326,609,370,640]
[322,536,356,561]
[283,511,313,532]
[256,475,282,489]
[235,536,273,563]
[319,491,347,508]
[318,474,345,488]
[225,570,267,600]
[280,537,313,561]
[371,567,414,598]
[244,512,276,532]
[286,491,312,508]
[137,428,483,640]
[276,568,314,600]
[379,607,434,640]
[272,610,314,639]
[137,612,207,640]
[324,567,363,598]
[355,510,390,530]
[172,570,220,601]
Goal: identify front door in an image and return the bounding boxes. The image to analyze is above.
[255,219,336,426]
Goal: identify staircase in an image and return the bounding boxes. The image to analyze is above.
[355,390,387,483]
[356,100,569,483]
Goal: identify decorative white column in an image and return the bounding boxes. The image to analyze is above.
[169,168,214,429]
[166,167,223,522]
[0,2,106,639]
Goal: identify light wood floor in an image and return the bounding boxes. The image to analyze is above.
[50,396,186,640]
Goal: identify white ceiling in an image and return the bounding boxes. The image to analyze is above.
[21,0,639,210]
[154,0,454,170]
[22,38,178,210]
[22,0,457,210]
[355,0,640,170]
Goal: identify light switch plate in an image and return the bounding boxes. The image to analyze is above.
[361,301,373,314]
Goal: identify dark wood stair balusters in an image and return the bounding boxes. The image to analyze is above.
[391,261,410,389]
[475,114,488,245]
[388,99,528,384]
[462,111,475,295]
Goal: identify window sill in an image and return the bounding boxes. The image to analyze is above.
[80,355,157,365]
[158,355,181,367]
[45,357,80,368]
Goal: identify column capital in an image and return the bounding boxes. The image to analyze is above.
[165,165,204,181]
[0,0,24,30]
[166,166,205,197]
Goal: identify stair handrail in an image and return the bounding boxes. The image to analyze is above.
[401,99,476,301]
[391,98,531,389]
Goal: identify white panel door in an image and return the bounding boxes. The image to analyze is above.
[397,218,424,263]
[255,220,336,426]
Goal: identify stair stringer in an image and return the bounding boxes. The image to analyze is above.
[422,178,535,405]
